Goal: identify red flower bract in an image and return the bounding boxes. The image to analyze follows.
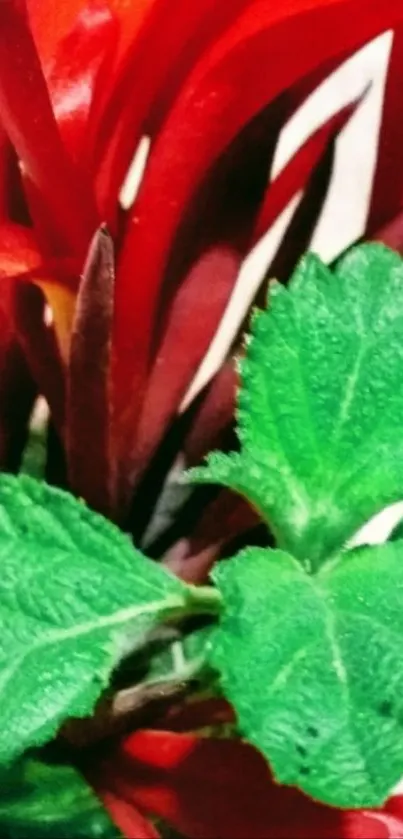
[92,726,403,839]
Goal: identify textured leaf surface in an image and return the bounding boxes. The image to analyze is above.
[0,755,120,838]
[210,543,403,807]
[192,244,403,564]
[0,475,191,763]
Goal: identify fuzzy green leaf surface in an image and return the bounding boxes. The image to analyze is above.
[192,244,403,564]
[0,755,120,838]
[211,543,403,807]
[0,475,202,764]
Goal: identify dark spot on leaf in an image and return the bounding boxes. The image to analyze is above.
[299,765,310,776]
[296,743,307,757]
[306,725,319,738]
[378,700,393,718]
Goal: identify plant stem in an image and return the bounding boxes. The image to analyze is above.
[188,584,223,616]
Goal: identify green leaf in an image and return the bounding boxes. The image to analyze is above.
[0,475,217,764]
[210,542,403,807]
[0,754,120,838]
[191,244,403,564]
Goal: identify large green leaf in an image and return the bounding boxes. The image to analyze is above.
[0,475,216,764]
[0,755,120,838]
[210,543,403,807]
[191,244,403,565]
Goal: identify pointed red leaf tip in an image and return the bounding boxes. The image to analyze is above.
[253,92,368,242]
[66,225,116,516]
[98,730,403,839]
[0,0,97,259]
[112,0,403,441]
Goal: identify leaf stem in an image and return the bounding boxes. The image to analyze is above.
[187,584,223,616]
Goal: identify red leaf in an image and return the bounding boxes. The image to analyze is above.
[45,0,119,168]
[113,0,403,445]
[253,93,367,241]
[98,789,160,838]
[0,223,42,278]
[94,0,252,219]
[66,226,116,516]
[164,491,259,583]
[0,0,97,260]
[97,730,403,838]
[0,127,10,220]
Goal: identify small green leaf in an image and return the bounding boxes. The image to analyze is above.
[210,542,403,807]
[0,754,120,838]
[0,475,213,764]
[191,244,403,564]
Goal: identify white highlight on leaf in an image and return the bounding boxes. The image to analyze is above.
[180,193,302,412]
[271,32,392,182]
[44,305,53,327]
[348,502,403,549]
[119,135,151,211]
[310,32,393,262]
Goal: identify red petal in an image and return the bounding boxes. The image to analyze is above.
[98,788,160,838]
[0,0,97,259]
[27,0,154,70]
[97,730,403,839]
[0,223,42,278]
[113,0,403,441]
[95,0,252,218]
[45,0,119,167]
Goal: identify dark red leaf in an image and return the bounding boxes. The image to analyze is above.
[164,491,259,583]
[373,209,403,252]
[367,27,403,235]
[66,226,116,515]
[183,360,237,467]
